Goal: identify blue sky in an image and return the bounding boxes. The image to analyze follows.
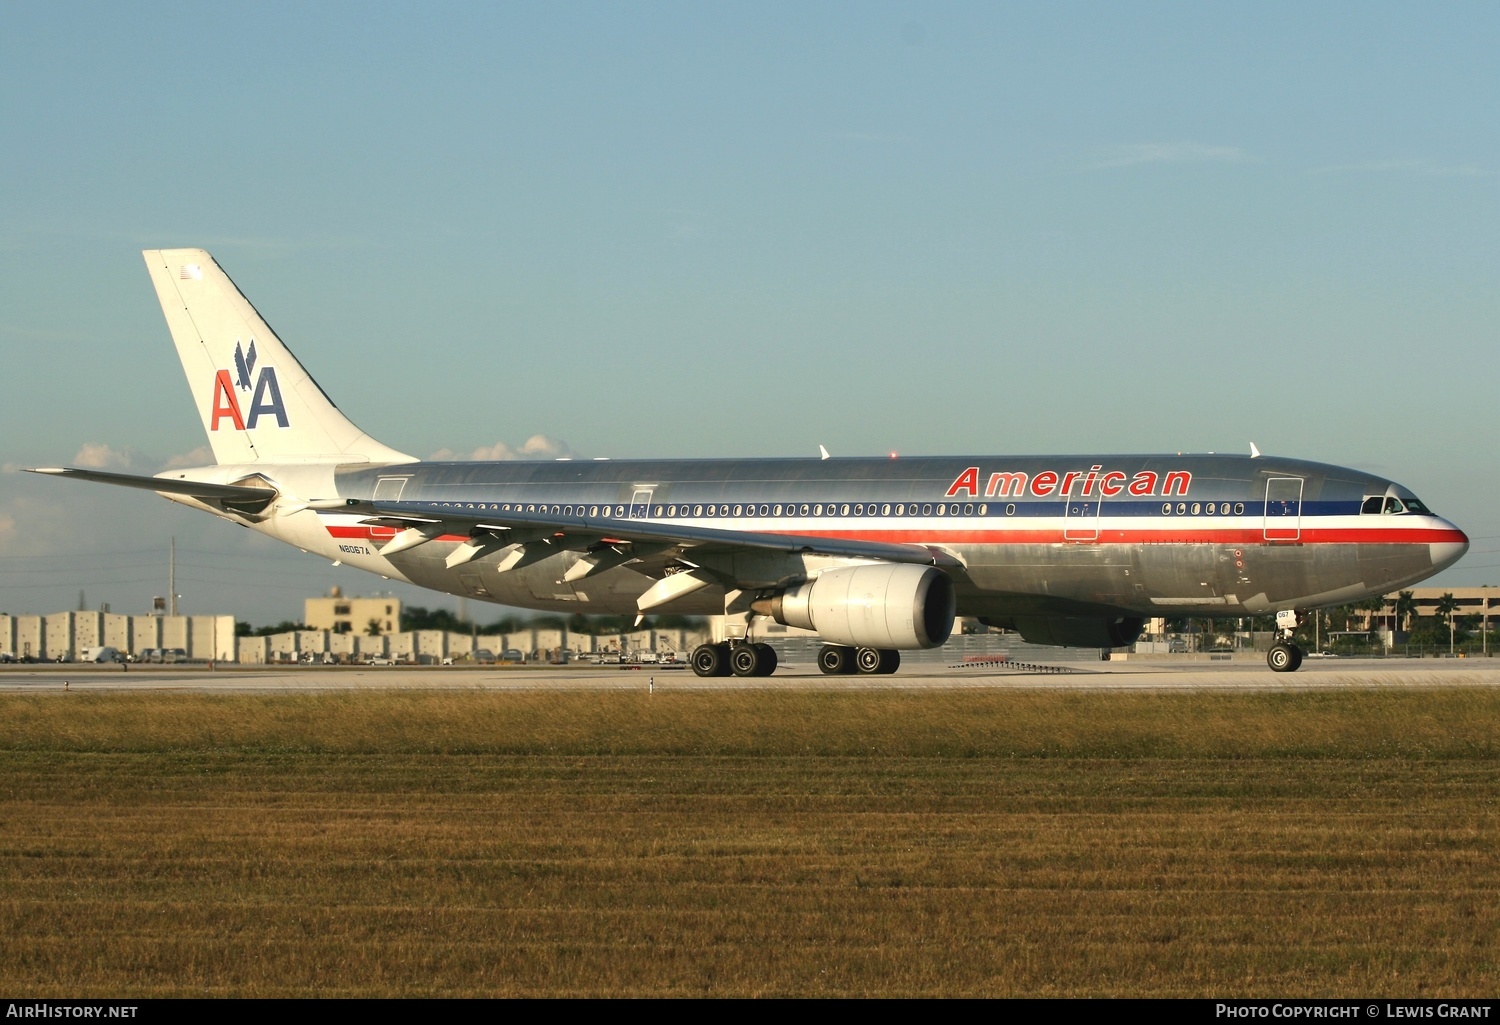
[2,2,1496,625]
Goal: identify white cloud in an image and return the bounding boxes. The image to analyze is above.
[430,434,576,461]
[161,446,216,470]
[72,443,141,470]
[1098,143,1252,168]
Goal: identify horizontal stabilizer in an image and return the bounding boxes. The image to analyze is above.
[27,466,277,502]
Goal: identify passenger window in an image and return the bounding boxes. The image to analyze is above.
[1005,504,1015,516]
[1162,503,1172,515]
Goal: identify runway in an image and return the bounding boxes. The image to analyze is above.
[5,655,1499,692]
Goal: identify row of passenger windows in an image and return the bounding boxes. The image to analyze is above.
[655,501,993,518]
[425,500,1252,518]
[1163,502,1246,516]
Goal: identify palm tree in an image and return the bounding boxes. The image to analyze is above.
[1435,593,1459,627]
[1396,591,1419,633]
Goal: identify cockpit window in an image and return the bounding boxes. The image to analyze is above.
[1363,494,1433,515]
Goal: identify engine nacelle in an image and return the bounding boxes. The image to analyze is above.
[755,564,955,650]
[981,615,1145,648]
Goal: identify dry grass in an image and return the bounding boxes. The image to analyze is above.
[1,690,1497,996]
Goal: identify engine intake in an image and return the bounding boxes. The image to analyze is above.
[754,564,955,650]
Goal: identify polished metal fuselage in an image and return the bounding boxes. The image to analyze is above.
[313,453,1466,621]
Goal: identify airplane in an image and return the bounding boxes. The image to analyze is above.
[30,249,1469,675]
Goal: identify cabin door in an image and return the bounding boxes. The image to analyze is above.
[1262,477,1303,541]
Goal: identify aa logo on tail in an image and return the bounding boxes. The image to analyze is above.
[210,339,289,431]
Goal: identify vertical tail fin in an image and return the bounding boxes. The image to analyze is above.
[143,248,415,466]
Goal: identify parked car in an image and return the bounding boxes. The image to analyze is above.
[499,649,525,664]
[369,656,397,666]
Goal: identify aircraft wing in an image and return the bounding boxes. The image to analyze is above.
[343,498,963,568]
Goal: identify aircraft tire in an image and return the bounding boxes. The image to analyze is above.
[818,645,855,675]
[752,643,778,676]
[730,643,763,677]
[1267,643,1301,673]
[876,649,900,674]
[856,646,884,674]
[692,643,732,678]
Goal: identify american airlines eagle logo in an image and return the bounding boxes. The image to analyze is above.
[209,338,289,431]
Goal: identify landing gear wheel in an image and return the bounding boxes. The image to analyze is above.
[752,643,778,676]
[1267,642,1303,673]
[855,647,901,674]
[853,647,900,675]
[691,643,732,678]
[730,643,774,677]
[818,645,857,675]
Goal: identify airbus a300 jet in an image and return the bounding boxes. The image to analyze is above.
[31,249,1469,675]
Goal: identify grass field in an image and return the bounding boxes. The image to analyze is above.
[1,689,1497,997]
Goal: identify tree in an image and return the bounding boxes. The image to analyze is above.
[1396,591,1419,632]
[365,618,383,637]
[1434,593,1458,627]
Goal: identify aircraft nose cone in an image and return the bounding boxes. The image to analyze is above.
[1430,520,1469,572]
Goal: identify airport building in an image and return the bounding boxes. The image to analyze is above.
[0,611,236,662]
[303,587,401,635]
[1366,587,1500,632]
[236,622,710,664]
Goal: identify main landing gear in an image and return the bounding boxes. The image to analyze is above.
[818,645,900,676]
[691,642,778,678]
[1266,609,1305,673]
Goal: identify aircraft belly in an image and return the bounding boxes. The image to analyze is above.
[954,543,1136,618]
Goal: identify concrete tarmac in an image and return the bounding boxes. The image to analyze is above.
[4,655,1499,692]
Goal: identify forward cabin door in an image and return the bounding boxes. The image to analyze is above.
[1262,477,1304,541]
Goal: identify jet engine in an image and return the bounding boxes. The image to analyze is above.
[981,615,1145,648]
[753,563,955,650]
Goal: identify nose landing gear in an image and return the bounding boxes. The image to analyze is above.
[1267,609,1305,673]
